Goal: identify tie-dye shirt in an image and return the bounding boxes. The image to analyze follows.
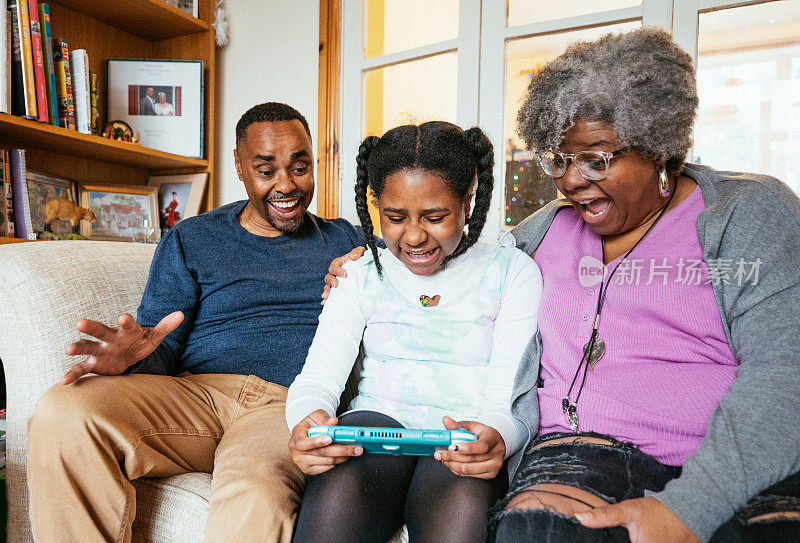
[286,242,542,456]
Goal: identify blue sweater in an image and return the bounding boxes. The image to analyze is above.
[134,200,365,387]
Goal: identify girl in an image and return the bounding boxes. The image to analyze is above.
[286,121,542,543]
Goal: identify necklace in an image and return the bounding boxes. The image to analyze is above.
[419,294,441,307]
[562,188,676,432]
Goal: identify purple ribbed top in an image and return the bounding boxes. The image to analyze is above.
[534,187,738,465]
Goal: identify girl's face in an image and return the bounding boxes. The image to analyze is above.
[379,168,468,276]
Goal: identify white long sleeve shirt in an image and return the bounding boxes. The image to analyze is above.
[286,241,542,457]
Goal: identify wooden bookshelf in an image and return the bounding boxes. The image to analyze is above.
[0,114,207,170]
[57,0,212,40]
[1,0,217,209]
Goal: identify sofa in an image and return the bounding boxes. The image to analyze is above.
[0,240,407,543]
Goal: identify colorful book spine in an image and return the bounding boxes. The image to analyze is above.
[9,149,34,240]
[0,3,8,113]
[3,150,15,238]
[8,0,37,119]
[0,150,7,237]
[52,38,75,129]
[38,3,58,126]
[90,70,99,134]
[69,48,90,134]
[27,0,48,123]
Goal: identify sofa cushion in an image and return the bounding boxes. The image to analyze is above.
[132,473,211,543]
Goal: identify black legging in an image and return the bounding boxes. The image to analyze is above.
[292,410,507,543]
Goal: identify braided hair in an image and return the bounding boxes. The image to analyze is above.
[354,121,494,276]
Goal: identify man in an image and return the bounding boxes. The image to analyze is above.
[27,103,367,543]
[139,86,156,115]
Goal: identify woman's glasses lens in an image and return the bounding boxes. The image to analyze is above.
[537,151,609,180]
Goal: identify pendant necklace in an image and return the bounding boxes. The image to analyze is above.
[562,187,676,432]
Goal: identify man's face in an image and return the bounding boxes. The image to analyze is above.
[234,120,314,234]
[146,87,154,98]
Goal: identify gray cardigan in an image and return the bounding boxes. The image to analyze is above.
[508,163,800,542]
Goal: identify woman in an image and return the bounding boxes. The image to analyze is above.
[325,27,800,543]
[154,91,174,116]
[491,26,800,542]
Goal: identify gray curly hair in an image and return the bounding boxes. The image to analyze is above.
[517,26,698,174]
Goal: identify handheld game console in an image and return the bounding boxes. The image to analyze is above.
[308,425,477,456]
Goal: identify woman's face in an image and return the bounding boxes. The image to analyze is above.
[159,94,167,103]
[379,168,468,276]
[552,120,663,236]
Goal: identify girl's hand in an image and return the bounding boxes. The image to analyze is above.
[322,247,366,304]
[288,410,363,475]
[434,416,506,479]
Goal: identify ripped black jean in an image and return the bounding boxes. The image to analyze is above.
[489,432,800,543]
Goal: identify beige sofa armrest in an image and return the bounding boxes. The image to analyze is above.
[0,240,156,543]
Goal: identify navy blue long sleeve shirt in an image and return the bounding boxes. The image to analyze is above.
[134,200,365,387]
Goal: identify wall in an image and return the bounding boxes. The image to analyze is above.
[214,0,320,212]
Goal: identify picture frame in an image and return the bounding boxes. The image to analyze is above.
[25,171,77,235]
[148,172,208,235]
[79,184,160,242]
[106,59,204,158]
[164,0,198,18]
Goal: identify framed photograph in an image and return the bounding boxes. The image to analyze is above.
[26,171,77,235]
[107,59,203,158]
[164,0,198,18]
[148,173,208,234]
[79,184,160,242]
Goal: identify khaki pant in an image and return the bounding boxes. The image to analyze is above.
[27,373,305,543]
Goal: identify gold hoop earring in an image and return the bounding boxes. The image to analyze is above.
[659,166,670,198]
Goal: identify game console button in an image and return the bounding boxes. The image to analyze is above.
[333,429,356,442]
[382,444,400,451]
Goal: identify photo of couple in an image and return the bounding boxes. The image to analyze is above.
[129,85,182,116]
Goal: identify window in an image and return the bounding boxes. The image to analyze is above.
[339,0,799,238]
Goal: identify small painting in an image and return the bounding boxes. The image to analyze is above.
[148,173,208,235]
[79,184,159,242]
[26,172,77,235]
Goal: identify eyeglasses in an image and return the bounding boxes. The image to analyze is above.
[536,147,630,181]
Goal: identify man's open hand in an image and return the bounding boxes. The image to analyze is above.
[576,497,700,543]
[62,311,184,385]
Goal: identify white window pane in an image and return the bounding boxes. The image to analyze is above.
[365,0,459,59]
[364,52,458,136]
[695,1,800,194]
[507,0,641,27]
[503,22,640,227]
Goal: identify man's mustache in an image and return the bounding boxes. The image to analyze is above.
[263,191,305,204]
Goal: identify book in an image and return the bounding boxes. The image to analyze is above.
[27,0,48,123]
[38,2,58,126]
[0,151,7,237]
[9,149,35,240]
[69,48,90,134]
[0,3,8,113]
[3,150,14,238]
[89,70,99,134]
[52,38,75,129]
[8,0,37,118]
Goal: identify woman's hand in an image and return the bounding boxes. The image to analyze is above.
[576,497,701,543]
[62,312,184,385]
[288,410,364,475]
[321,247,366,304]
[434,416,506,479]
